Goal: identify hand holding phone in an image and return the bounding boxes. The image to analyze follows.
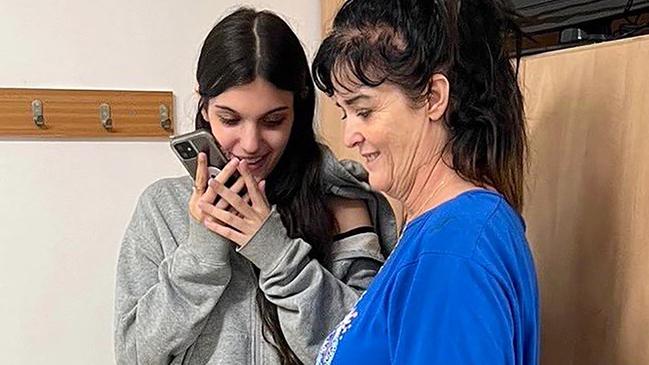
[199,159,271,247]
[170,129,230,182]
[171,129,246,222]
[188,153,246,222]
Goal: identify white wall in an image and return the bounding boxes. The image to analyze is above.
[0,1,320,364]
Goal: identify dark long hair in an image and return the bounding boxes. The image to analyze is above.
[313,0,528,212]
[195,8,334,364]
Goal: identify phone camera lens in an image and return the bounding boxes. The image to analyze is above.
[174,142,198,159]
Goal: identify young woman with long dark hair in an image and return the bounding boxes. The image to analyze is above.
[114,8,396,365]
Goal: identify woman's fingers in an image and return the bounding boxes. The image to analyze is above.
[258,180,269,206]
[188,153,209,221]
[203,219,247,244]
[199,201,251,233]
[200,157,240,204]
[195,159,270,247]
[194,153,209,194]
[214,175,246,210]
[209,178,258,219]
[238,161,268,210]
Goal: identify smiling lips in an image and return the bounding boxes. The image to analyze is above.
[232,153,269,171]
[362,151,380,164]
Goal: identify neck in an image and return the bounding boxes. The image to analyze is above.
[398,154,475,224]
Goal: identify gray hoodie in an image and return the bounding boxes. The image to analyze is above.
[114,148,397,364]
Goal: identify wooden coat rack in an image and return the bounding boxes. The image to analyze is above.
[0,88,174,139]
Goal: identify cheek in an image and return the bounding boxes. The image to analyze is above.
[366,123,401,159]
[208,121,237,151]
[264,129,291,153]
[268,120,293,152]
[383,114,424,159]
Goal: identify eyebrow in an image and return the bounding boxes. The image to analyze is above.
[339,94,372,107]
[213,105,290,117]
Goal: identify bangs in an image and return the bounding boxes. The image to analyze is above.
[313,26,402,96]
[313,24,430,106]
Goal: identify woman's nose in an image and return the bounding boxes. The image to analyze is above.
[343,119,364,149]
[240,124,260,154]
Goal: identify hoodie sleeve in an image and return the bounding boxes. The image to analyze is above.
[114,183,233,365]
[238,206,384,364]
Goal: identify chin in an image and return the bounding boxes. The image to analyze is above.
[368,173,390,193]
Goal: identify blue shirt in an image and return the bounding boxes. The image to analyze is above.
[316,190,539,365]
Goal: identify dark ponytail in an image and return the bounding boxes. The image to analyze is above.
[313,0,527,212]
[445,0,527,212]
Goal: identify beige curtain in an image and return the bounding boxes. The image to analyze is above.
[320,1,649,363]
[521,35,649,364]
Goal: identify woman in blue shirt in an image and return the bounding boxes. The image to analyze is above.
[311,0,540,364]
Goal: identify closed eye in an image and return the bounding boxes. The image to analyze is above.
[262,115,286,127]
[356,109,372,119]
[218,116,240,126]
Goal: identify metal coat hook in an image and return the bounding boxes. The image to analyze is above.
[99,103,113,131]
[160,104,172,130]
[32,99,45,128]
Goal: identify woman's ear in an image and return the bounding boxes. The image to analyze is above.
[427,73,450,122]
[201,107,209,122]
